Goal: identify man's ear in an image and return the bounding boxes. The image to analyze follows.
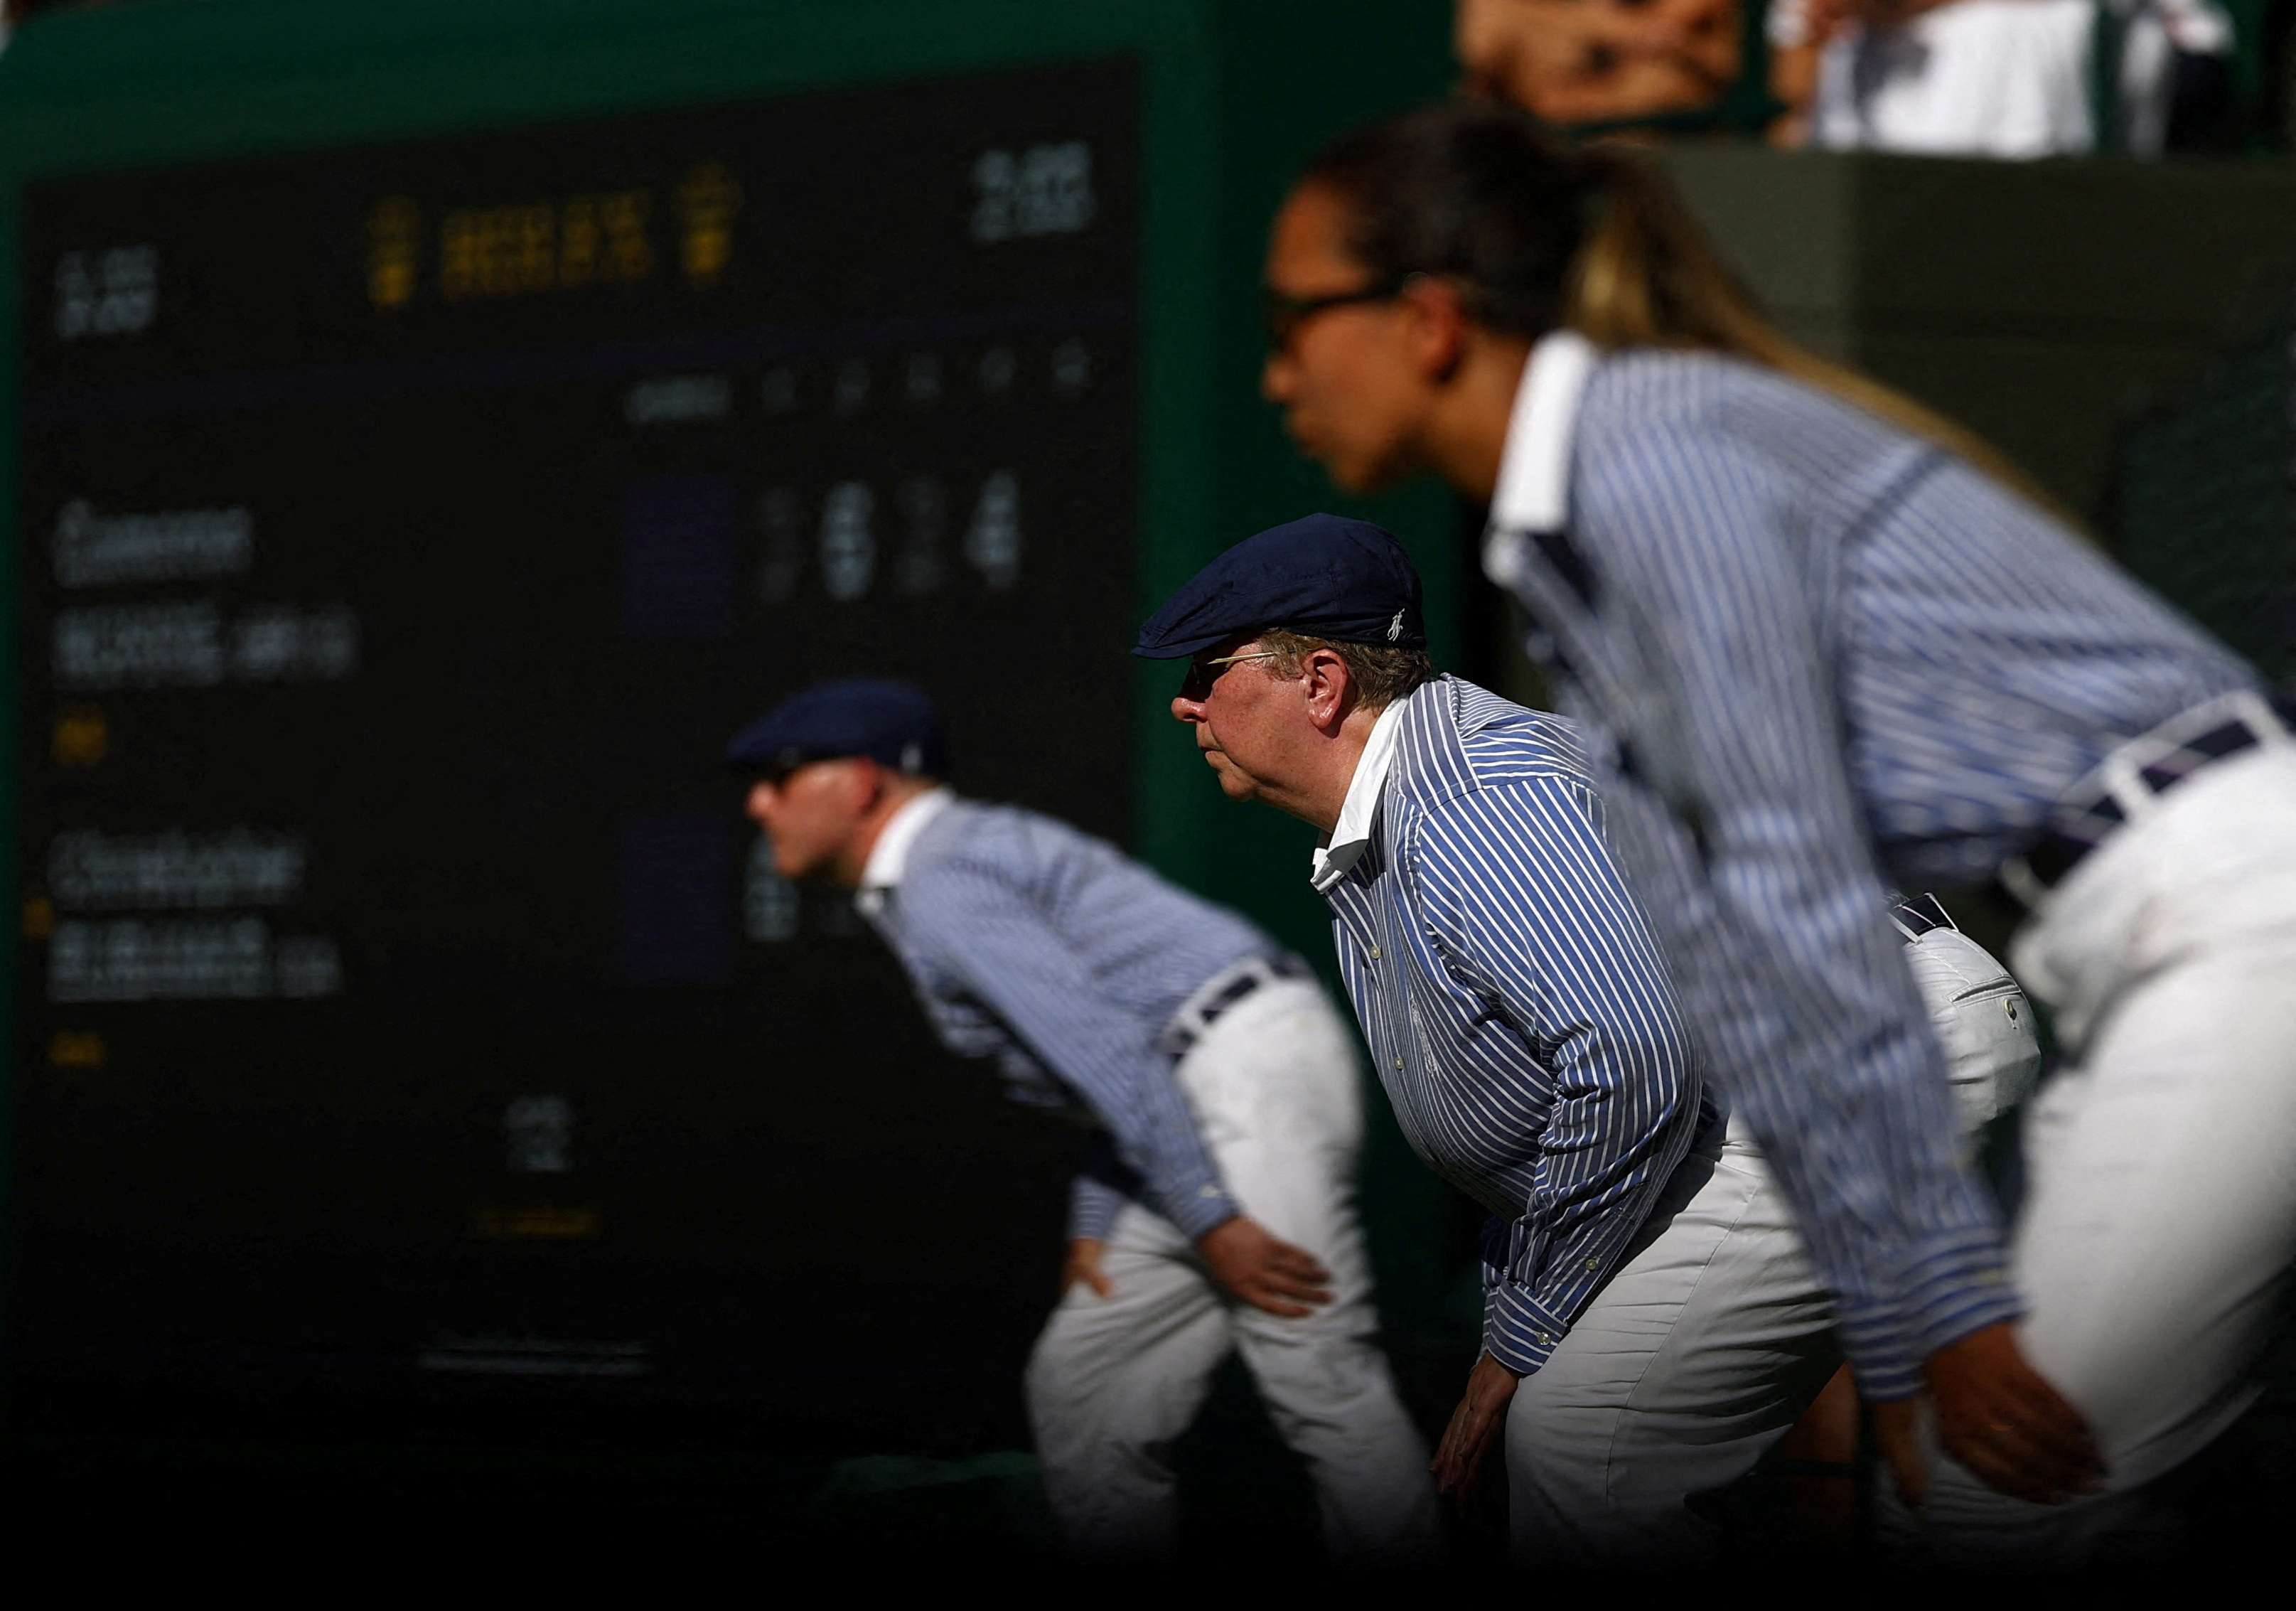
[1402,277,1469,383]
[827,756,877,816]
[1302,648,1354,730]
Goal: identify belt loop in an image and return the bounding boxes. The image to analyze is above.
[2233,688,2294,749]
[2096,748,2158,823]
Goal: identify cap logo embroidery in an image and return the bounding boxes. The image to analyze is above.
[1387,607,1404,643]
[900,740,923,772]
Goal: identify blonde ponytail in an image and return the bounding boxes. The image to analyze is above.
[1565,148,2069,520]
[1309,101,2068,521]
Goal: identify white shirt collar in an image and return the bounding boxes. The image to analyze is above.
[1310,699,1408,894]
[857,786,953,902]
[1488,331,1599,570]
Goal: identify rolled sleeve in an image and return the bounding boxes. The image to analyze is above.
[1068,1172,1127,1243]
[1485,1283,1572,1376]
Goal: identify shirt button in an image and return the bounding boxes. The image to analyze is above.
[1393,1056,1405,1070]
[1367,944,1382,960]
[1537,1332,1552,1346]
[1585,1258,1599,1271]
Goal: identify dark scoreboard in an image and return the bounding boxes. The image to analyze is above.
[14,60,1139,1438]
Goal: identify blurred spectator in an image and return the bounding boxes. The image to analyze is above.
[2115,0,2243,149]
[1458,0,2248,155]
[1456,0,1756,126]
[1770,0,2238,155]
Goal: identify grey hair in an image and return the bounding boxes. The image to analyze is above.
[1255,629,1435,709]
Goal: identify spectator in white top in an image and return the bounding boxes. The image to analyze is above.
[1771,0,2236,156]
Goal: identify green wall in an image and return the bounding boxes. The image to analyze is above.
[0,0,1456,941]
[0,0,1471,1383]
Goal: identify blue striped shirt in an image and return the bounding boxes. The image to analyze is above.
[1485,335,2257,1396]
[1317,675,1707,1375]
[856,792,1275,1242]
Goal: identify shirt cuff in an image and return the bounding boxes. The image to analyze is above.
[1164,1177,1241,1242]
[1900,1226,2024,1370]
[1483,1280,1570,1376]
[1831,1234,2022,1401]
[1068,1173,1125,1243]
[1830,1297,1923,1402]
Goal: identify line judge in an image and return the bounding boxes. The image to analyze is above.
[726,678,1439,1563]
[1140,515,1838,1563]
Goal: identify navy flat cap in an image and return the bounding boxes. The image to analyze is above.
[726,677,948,778]
[1133,513,1426,660]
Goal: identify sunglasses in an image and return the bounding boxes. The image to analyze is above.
[1262,276,1415,353]
[753,749,842,788]
[1179,648,1283,702]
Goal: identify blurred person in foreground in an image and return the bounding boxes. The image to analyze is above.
[728,678,1438,1564]
[1258,98,2296,1565]
[1141,515,1840,1564]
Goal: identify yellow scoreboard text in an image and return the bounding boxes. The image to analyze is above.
[366,164,742,310]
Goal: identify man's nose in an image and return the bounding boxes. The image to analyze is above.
[1170,695,1206,724]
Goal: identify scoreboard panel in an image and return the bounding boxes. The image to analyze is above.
[0,1,1461,1446]
[14,55,1136,1437]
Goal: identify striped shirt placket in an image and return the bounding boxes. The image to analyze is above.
[1380,901,1555,1356]
[1330,852,1407,1144]
[1340,846,1475,1206]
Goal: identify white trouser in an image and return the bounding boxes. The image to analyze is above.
[1023,976,1440,1563]
[1507,1114,1840,1567]
[1909,743,2296,1566]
